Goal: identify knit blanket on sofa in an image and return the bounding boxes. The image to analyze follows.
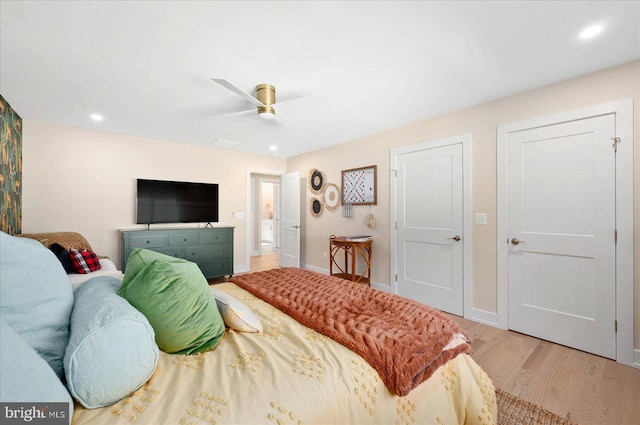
[230,267,472,396]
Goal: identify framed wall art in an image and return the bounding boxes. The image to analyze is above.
[341,165,377,205]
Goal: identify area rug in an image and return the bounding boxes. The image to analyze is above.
[497,388,575,425]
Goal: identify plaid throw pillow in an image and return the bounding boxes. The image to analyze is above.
[69,249,102,274]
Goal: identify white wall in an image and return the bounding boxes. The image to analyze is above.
[287,60,640,348]
[21,122,286,270]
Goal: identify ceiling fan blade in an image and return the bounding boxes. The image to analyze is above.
[211,109,255,119]
[272,109,297,126]
[211,78,265,107]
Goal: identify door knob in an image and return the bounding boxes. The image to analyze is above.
[447,235,461,241]
[511,238,525,245]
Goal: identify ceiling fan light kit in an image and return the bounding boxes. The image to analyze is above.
[259,111,275,120]
[256,83,276,119]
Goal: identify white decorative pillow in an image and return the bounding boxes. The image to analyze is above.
[209,287,263,333]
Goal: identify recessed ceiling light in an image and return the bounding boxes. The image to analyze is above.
[579,24,603,40]
[90,113,104,122]
[269,145,277,151]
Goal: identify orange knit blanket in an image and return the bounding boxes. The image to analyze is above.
[230,268,472,396]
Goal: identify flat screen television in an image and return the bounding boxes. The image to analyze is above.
[136,179,219,224]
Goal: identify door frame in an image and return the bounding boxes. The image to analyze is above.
[497,99,633,366]
[245,167,285,272]
[390,133,473,317]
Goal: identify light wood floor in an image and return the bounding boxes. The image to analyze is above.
[249,251,280,272]
[447,314,640,425]
[246,254,640,424]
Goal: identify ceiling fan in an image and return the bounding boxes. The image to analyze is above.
[211,78,318,126]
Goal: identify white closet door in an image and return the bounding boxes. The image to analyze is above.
[396,142,464,315]
[507,114,616,359]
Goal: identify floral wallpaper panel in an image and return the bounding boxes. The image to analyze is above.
[0,94,22,235]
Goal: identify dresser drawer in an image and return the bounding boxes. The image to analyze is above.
[202,231,231,244]
[198,259,232,278]
[168,233,200,246]
[151,247,185,259]
[129,235,166,248]
[186,246,230,261]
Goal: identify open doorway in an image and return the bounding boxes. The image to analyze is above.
[259,179,279,253]
[249,173,281,271]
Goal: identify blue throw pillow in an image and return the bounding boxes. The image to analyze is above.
[64,276,159,408]
[0,232,73,378]
[0,315,74,421]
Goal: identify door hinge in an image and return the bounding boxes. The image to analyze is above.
[395,222,397,230]
[395,274,398,282]
[612,137,621,152]
[615,320,618,332]
[614,229,618,243]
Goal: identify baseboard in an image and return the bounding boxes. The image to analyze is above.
[303,264,329,275]
[633,349,640,369]
[468,308,499,328]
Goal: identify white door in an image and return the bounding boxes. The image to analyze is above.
[395,142,464,315]
[280,172,300,268]
[507,114,616,359]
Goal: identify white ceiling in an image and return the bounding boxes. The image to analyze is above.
[1,1,639,158]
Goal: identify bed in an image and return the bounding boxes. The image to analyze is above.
[71,268,497,425]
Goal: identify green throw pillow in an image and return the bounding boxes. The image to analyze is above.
[118,249,225,355]
[121,248,177,290]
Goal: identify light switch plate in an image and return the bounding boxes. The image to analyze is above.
[475,213,487,225]
[232,211,245,219]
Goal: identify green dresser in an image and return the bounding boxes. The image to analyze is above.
[121,227,234,279]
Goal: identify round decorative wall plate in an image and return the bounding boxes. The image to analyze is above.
[323,183,340,211]
[309,169,324,194]
[310,198,323,217]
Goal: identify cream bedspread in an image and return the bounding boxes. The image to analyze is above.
[72,282,496,425]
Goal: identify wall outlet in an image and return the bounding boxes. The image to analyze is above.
[323,252,328,260]
[475,213,487,225]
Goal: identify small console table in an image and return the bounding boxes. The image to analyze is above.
[329,235,372,285]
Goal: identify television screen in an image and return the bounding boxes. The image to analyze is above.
[136,179,219,224]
